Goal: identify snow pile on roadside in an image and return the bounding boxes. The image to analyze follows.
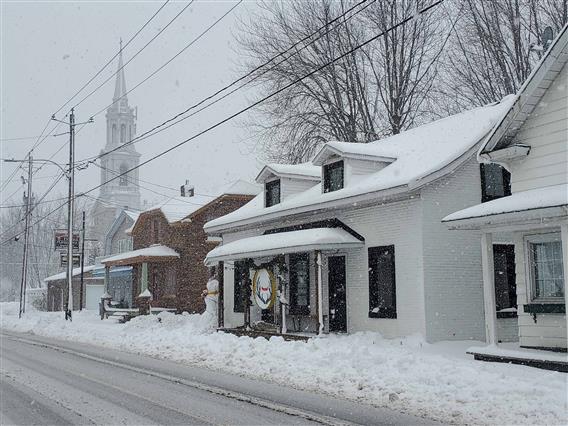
[1,304,566,425]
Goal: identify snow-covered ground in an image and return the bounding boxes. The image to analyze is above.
[1,303,566,425]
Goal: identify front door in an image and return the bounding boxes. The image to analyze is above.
[328,256,347,332]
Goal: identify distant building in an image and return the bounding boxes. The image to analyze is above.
[89,45,141,251]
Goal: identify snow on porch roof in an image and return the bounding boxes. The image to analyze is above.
[44,264,98,282]
[101,244,180,266]
[442,184,568,226]
[205,228,364,265]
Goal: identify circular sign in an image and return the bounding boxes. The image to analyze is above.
[252,268,276,310]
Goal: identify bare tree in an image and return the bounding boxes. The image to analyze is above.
[444,0,566,107]
[237,0,445,163]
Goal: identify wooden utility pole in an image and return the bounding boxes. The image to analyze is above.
[18,155,33,318]
[79,210,86,311]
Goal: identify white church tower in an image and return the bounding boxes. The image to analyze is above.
[89,44,141,247]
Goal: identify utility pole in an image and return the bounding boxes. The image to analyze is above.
[65,109,76,321]
[79,210,86,311]
[52,109,93,321]
[18,155,33,318]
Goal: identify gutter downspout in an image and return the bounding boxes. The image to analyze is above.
[316,251,324,335]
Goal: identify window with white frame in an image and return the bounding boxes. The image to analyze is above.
[527,233,565,301]
[117,238,133,253]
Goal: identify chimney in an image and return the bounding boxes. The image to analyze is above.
[180,180,194,197]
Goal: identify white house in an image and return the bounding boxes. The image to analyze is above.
[443,25,568,359]
[204,97,517,342]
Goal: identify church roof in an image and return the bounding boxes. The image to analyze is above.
[113,43,128,104]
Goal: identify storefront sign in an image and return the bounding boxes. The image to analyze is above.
[252,268,276,310]
[54,230,80,252]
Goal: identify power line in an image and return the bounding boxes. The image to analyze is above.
[75,0,372,165]
[0,0,444,246]
[54,0,171,116]
[72,0,194,111]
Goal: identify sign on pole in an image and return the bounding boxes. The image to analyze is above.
[54,230,80,252]
[60,253,81,268]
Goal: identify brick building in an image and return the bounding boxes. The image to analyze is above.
[101,181,259,313]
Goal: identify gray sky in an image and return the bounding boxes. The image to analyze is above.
[1,0,262,209]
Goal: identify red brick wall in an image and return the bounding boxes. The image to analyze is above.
[131,195,254,313]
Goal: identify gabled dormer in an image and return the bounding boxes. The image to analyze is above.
[313,141,396,191]
[256,163,320,207]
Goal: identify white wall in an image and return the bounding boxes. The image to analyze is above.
[510,63,568,193]
[280,177,318,201]
[336,198,426,338]
[421,157,487,342]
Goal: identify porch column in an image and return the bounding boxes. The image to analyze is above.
[104,266,110,293]
[481,232,498,345]
[141,262,149,292]
[316,251,324,335]
[561,224,568,338]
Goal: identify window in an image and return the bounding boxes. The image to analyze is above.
[119,163,128,186]
[233,261,248,313]
[164,269,176,296]
[117,238,133,253]
[527,233,564,301]
[152,219,160,243]
[112,124,117,143]
[480,163,511,202]
[289,253,310,315]
[493,244,516,316]
[265,179,280,207]
[368,245,396,318]
[120,124,126,143]
[323,160,344,193]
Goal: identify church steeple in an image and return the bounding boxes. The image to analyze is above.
[113,39,128,106]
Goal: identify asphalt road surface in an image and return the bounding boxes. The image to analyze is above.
[0,331,436,426]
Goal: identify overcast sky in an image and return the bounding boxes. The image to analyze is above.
[1,0,262,210]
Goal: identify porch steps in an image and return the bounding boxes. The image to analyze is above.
[218,328,310,342]
[467,351,568,373]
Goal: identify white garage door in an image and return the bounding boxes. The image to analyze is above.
[85,284,105,311]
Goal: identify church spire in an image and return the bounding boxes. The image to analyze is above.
[113,39,128,105]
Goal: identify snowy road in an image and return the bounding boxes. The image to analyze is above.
[0,331,433,426]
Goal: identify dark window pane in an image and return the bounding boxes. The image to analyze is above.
[480,163,511,202]
[493,244,516,311]
[368,246,396,318]
[324,161,344,193]
[265,180,281,207]
[290,253,310,315]
[234,261,247,312]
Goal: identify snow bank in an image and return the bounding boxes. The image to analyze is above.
[1,304,566,425]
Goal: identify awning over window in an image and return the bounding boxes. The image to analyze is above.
[205,228,364,265]
[442,184,568,230]
[101,244,179,267]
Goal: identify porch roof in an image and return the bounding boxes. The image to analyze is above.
[101,244,180,267]
[442,184,568,230]
[205,228,364,265]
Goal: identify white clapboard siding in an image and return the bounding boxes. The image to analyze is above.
[511,62,568,193]
[280,177,318,201]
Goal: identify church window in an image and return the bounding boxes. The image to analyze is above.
[129,125,133,141]
[120,124,126,143]
[119,163,128,186]
[112,124,117,143]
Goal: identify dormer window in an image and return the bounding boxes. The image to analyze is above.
[480,163,511,202]
[323,160,344,193]
[265,179,281,207]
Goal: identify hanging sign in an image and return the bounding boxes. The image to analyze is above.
[54,230,80,252]
[60,253,81,267]
[252,268,276,310]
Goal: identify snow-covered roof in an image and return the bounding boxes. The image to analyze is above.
[312,141,397,165]
[256,162,321,183]
[205,97,515,233]
[205,228,364,265]
[134,180,260,228]
[101,244,179,266]
[442,184,568,225]
[124,210,140,222]
[479,23,568,156]
[44,265,98,282]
